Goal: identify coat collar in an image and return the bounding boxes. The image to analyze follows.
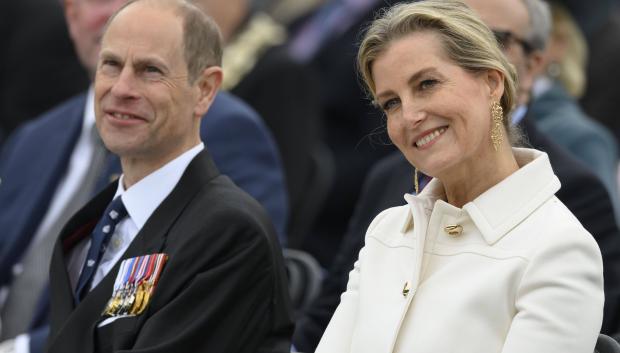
[404,148,560,245]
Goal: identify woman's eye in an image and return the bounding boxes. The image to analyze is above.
[420,79,438,90]
[381,98,400,112]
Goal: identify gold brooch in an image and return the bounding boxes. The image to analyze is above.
[444,225,463,237]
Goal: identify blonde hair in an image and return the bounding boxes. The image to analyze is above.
[358,0,521,143]
[549,1,588,98]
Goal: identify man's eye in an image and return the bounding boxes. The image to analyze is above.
[420,79,438,90]
[101,59,119,67]
[381,98,400,112]
[145,66,162,74]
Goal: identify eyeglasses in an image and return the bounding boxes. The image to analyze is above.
[492,30,535,54]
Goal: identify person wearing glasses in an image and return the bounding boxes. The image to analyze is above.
[466,0,620,225]
[314,1,604,352]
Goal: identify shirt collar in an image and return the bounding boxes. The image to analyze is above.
[113,143,205,229]
[404,148,560,244]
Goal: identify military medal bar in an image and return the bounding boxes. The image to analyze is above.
[103,253,169,318]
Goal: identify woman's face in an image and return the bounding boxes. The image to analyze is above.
[372,31,500,179]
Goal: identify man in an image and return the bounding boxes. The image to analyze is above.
[469,0,620,221]
[45,1,293,351]
[0,0,89,141]
[0,0,288,351]
[292,0,620,350]
[459,3,620,331]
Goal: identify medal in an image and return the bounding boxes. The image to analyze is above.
[102,253,169,318]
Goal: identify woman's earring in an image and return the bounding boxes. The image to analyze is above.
[414,168,419,195]
[490,101,504,151]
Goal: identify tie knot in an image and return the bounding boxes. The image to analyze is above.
[105,196,128,226]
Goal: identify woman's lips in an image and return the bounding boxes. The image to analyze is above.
[415,126,448,148]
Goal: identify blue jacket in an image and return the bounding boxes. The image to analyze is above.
[530,81,620,220]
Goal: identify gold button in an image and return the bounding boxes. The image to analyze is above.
[444,224,463,237]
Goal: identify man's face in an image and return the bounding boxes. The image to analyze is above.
[463,0,540,104]
[65,0,129,77]
[94,3,204,171]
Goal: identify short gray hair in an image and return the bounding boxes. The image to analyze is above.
[105,0,223,83]
[521,0,552,51]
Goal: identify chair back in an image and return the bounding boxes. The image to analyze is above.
[596,333,620,353]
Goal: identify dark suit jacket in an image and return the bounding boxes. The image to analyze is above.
[293,119,620,351]
[0,91,288,351]
[47,150,294,353]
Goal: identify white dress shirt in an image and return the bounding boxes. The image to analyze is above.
[67,143,205,292]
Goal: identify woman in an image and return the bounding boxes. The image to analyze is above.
[315,1,604,352]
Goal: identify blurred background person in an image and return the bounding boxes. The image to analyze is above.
[286,0,401,266]
[193,0,329,249]
[530,0,620,220]
[579,2,620,148]
[0,0,89,146]
[464,0,620,332]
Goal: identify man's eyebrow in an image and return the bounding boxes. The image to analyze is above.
[134,56,170,74]
[99,50,121,62]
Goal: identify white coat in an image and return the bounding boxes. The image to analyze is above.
[316,148,604,353]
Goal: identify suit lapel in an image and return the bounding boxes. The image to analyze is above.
[126,149,221,257]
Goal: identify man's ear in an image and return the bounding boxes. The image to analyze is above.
[194,66,223,118]
[485,68,505,101]
[64,0,79,40]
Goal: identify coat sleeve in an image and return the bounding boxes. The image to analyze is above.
[501,214,604,353]
[314,209,392,353]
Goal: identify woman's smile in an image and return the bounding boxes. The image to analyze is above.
[414,126,448,149]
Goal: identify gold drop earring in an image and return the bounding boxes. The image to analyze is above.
[490,101,504,151]
[414,168,419,195]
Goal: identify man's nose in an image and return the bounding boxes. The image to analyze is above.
[110,67,139,99]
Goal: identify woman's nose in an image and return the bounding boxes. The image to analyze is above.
[402,101,426,127]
